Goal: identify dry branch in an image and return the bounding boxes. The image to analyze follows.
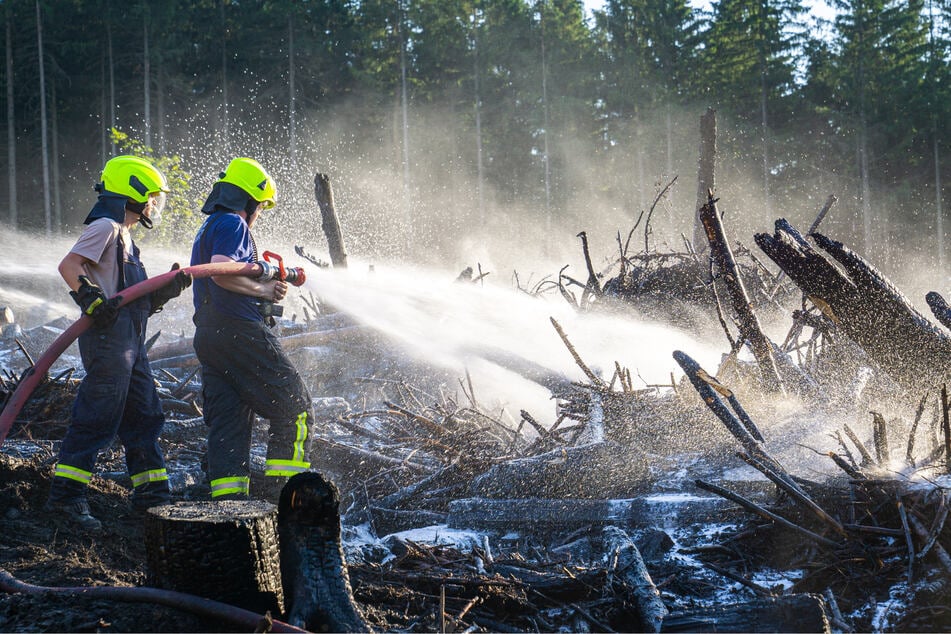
[550,317,605,388]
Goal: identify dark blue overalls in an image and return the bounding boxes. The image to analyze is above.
[190,198,313,500]
[49,206,170,510]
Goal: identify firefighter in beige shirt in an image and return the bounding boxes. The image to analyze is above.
[47,155,191,532]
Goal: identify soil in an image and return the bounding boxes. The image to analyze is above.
[0,446,605,634]
[0,451,210,632]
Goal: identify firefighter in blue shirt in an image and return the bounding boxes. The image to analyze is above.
[190,157,313,501]
[48,155,191,532]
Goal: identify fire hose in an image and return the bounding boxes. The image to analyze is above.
[0,567,308,633]
[0,255,304,447]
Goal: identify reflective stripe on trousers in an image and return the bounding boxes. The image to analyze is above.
[210,476,250,498]
[265,411,310,476]
[130,468,169,488]
[53,463,94,485]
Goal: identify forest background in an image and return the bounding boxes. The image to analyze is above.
[2,0,950,286]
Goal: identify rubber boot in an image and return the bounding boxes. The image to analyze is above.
[256,475,288,504]
[43,498,103,533]
[47,477,103,533]
[131,480,171,512]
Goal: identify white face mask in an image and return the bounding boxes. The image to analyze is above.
[149,192,167,226]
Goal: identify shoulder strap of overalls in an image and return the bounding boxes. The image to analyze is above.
[115,231,127,291]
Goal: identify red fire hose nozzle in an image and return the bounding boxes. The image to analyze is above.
[260,251,306,287]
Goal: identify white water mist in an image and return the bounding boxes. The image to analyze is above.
[301,261,725,418]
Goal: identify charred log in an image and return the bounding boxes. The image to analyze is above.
[926,291,951,331]
[447,495,739,533]
[467,441,651,500]
[661,594,830,633]
[755,219,951,388]
[602,526,668,632]
[693,108,717,254]
[698,193,782,392]
[367,507,449,535]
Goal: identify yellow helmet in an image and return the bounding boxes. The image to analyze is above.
[218,157,276,209]
[101,155,169,203]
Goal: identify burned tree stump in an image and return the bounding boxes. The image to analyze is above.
[144,501,284,617]
[693,108,717,253]
[314,173,348,269]
[278,472,370,633]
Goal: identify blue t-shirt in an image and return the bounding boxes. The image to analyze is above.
[190,212,262,321]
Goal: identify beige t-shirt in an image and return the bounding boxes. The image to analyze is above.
[69,218,131,298]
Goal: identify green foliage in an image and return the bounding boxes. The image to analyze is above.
[108,128,200,248]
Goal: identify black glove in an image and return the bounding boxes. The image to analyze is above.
[149,263,192,315]
[927,291,951,330]
[70,275,121,329]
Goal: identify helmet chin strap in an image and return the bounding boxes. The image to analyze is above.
[126,200,153,229]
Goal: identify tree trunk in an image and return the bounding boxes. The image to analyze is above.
[143,4,151,148]
[51,80,60,232]
[288,15,296,164]
[144,500,284,617]
[759,12,770,215]
[100,51,106,164]
[473,18,484,227]
[666,107,673,182]
[398,0,412,250]
[157,56,165,154]
[6,4,16,228]
[859,115,872,255]
[935,134,944,276]
[636,118,646,212]
[693,108,716,253]
[107,16,116,154]
[314,173,348,268]
[540,3,552,243]
[857,46,872,254]
[35,0,51,236]
[219,0,229,153]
